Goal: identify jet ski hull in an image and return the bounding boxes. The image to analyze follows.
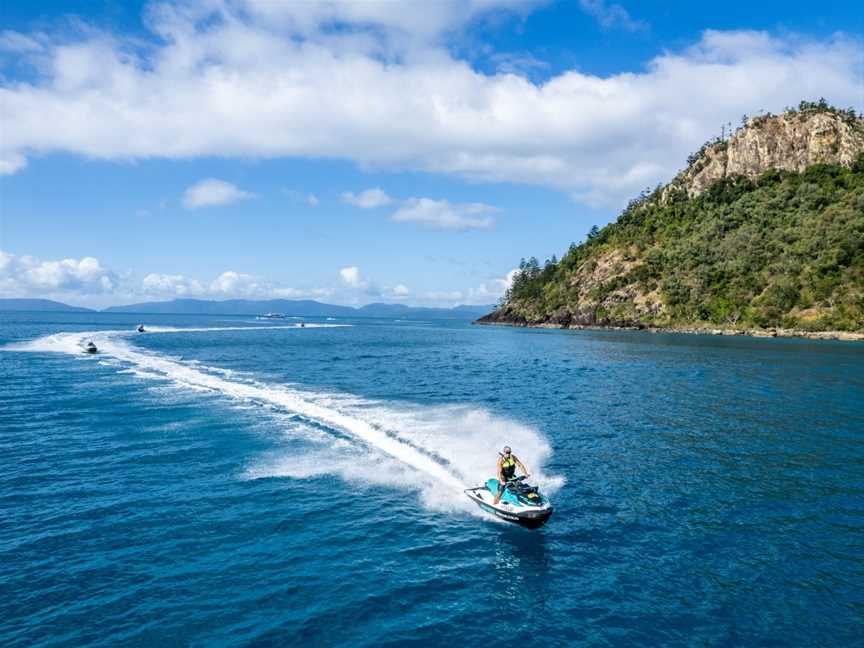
[465,481,553,529]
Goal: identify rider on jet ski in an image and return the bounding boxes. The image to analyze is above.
[493,446,529,505]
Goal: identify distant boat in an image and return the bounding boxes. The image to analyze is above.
[260,313,286,319]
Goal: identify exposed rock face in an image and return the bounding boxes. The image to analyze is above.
[478,248,662,328]
[663,111,864,200]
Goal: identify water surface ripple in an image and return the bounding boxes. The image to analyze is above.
[1,313,862,647]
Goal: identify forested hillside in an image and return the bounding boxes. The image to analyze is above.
[481,105,864,333]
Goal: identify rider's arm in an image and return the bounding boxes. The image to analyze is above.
[497,456,504,481]
[515,456,529,476]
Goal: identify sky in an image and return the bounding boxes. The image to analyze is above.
[0,0,862,309]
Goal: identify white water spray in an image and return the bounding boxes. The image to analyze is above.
[6,327,563,511]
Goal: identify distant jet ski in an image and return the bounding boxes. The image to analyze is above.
[84,341,98,354]
[137,324,145,332]
[464,476,553,529]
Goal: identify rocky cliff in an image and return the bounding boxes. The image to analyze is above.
[663,106,863,200]
[480,104,864,336]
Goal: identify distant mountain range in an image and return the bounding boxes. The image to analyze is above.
[0,297,495,320]
[0,298,94,312]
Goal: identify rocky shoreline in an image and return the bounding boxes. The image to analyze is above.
[473,319,864,342]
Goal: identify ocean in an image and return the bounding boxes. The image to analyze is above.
[2,312,862,647]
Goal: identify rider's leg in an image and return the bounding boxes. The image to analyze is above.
[493,481,505,505]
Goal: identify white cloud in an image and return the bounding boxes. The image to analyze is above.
[469,269,518,303]
[489,51,550,77]
[371,283,411,301]
[345,190,498,230]
[204,270,330,299]
[272,286,331,299]
[141,269,332,300]
[422,290,465,302]
[340,188,393,209]
[0,249,502,308]
[1,250,329,304]
[284,189,320,207]
[236,0,536,47]
[209,270,259,295]
[0,30,43,53]
[397,274,515,307]
[0,152,27,175]
[339,266,364,287]
[0,250,116,295]
[336,267,415,302]
[504,268,519,288]
[422,268,517,306]
[142,272,205,296]
[182,179,252,209]
[391,198,497,230]
[578,0,646,32]
[0,5,860,205]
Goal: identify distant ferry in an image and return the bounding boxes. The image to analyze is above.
[260,312,286,319]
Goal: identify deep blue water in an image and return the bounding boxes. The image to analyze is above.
[1,312,863,647]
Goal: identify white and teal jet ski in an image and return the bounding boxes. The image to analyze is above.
[465,476,553,529]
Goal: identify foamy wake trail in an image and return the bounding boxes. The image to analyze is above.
[6,329,563,514]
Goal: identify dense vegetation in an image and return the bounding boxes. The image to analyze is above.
[501,152,864,332]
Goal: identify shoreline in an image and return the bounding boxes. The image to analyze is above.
[473,319,864,342]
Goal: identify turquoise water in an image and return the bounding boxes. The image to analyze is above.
[2,312,863,647]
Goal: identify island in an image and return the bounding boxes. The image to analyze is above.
[477,101,864,341]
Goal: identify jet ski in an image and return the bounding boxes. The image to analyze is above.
[465,475,553,529]
[84,341,98,354]
[137,324,145,332]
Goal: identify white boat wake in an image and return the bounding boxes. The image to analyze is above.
[6,326,563,514]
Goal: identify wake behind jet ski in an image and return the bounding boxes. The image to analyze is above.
[84,341,98,354]
[465,476,553,529]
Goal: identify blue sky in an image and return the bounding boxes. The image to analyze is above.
[1,0,862,308]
